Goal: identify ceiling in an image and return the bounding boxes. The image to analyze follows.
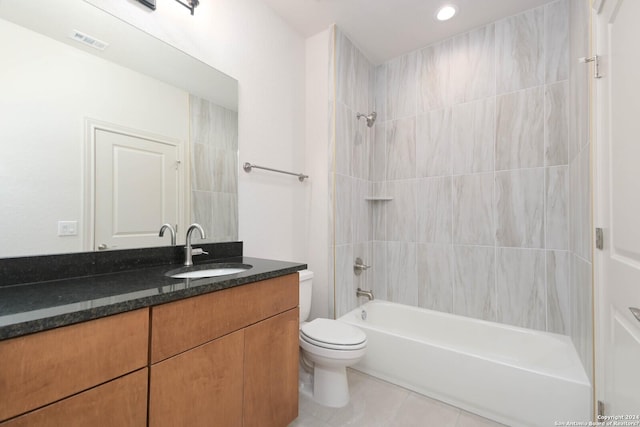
[259,0,555,64]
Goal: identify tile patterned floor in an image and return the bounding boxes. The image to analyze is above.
[289,369,508,427]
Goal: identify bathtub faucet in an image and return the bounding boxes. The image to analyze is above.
[356,288,374,301]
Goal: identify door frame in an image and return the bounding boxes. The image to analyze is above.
[83,118,189,251]
[592,0,609,412]
[592,0,640,414]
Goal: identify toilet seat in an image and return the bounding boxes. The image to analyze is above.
[300,318,367,351]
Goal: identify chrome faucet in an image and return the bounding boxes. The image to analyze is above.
[159,224,176,246]
[184,223,207,266]
[356,288,374,301]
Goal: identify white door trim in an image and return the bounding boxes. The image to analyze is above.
[593,0,640,414]
[83,118,190,251]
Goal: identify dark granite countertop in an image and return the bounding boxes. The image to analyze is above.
[0,255,306,340]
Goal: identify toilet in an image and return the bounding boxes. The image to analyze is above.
[298,270,367,408]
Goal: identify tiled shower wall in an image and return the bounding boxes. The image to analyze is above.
[190,95,239,242]
[330,27,376,317]
[331,0,592,376]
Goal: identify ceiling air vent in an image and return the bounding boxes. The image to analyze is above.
[69,30,109,51]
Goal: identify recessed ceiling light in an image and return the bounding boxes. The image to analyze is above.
[436,5,457,21]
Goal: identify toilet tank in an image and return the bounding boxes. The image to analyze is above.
[298,270,313,323]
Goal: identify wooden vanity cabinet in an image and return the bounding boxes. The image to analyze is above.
[0,273,300,427]
[149,273,299,427]
[0,309,149,424]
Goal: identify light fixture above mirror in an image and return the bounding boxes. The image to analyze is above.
[137,0,200,16]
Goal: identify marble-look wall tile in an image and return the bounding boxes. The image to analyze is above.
[453,245,496,321]
[336,30,356,109]
[454,25,496,103]
[387,242,418,305]
[495,168,545,248]
[496,248,546,330]
[571,254,593,380]
[372,241,388,303]
[190,96,238,151]
[387,117,416,180]
[353,179,372,244]
[192,190,213,232]
[211,148,238,193]
[547,250,571,334]
[386,181,417,242]
[545,81,569,166]
[452,98,495,174]
[335,174,353,245]
[335,102,353,176]
[335,244,355,317]
[193,191,237,241]
[371,122,386,182]
[211,107,239,151]
[328,99,335,174]
[354,47,372,115]
[545,0,569,83]
[417,177,452,244]
[418,39,454,112]
[387,52,417,120]
[191,143,213,192]
[546,166,569,250]
[352,113,370,180]
[374,65,387,122]
[417,243,453,313]
[210,192,238,241]
[452,173,494,246]
[416,108,452,177]
[496,86,544,170]
[496,7,544,94]
[372,182,387,241]
[354,242,373,302]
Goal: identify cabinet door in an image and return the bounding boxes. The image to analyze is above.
[0,369,147,427]
[243,308,299,427]
[149,330,244,427]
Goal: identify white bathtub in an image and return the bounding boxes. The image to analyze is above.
[339,301,591,427]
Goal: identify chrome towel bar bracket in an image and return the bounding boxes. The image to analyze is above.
[243,162,309,182]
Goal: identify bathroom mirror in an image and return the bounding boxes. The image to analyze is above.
[0,0,239,258]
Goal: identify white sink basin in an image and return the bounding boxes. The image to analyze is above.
[167,264,252,279]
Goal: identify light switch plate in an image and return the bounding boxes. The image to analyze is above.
[58,221,78,236]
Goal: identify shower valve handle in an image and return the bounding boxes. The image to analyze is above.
[354,257,371,275]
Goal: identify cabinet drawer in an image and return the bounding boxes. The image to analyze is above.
[0,368,148,427]
[151,273,298,362]
[0,309,149,421]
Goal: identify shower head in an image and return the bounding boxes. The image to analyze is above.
[357,111,377,128]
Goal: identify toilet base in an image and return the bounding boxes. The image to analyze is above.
[312,364,350,408]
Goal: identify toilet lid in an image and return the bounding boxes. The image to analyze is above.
[300,318,367,347]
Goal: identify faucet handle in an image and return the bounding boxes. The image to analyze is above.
[191,248,209,256]
[354,257,371,275]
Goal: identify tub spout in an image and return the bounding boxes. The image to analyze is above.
[356,288,374,301]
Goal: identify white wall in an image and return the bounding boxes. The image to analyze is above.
[304,29,330,319]
[0,19,189,257]
[87,0,307,262]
